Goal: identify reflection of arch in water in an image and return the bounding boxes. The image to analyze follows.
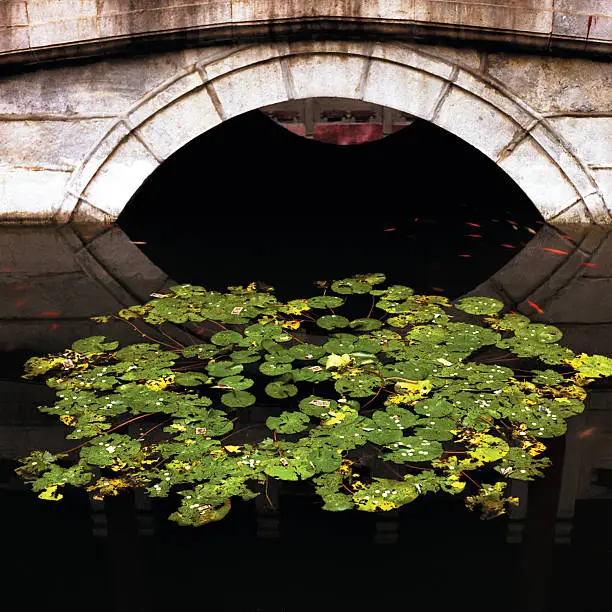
[52,42,610,225]
[1,223,610,354]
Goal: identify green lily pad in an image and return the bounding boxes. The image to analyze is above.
[317,315,350,330]
[72,336,119,354]
[307,296,344,309]
[221,390,256,408]
[265,381,298,399]
[210,331,243,346]
[266,411,310,434]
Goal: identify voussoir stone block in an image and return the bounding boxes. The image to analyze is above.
[287,55,369,100]
[362,60,445,120]
[136,87,223,161]
[202,43,288,81]
[370,43,455,80]
[529,123,598,197]
[499,136,580,220]
[128,70,203,128]
[82,135,159,218]
[209,61,287,119]
[434,86,519,161]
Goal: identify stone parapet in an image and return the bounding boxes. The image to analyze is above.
[0,1,611,68]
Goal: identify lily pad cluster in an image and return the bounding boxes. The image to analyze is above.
[16,274,612,526]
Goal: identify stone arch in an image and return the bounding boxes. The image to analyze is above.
[53,41,611,225]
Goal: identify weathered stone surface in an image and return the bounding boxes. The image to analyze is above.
[288,54,368,101]
[0,0,608,64]
[371,43,455,80]
[0,118,114,167]
[550,117,612,166]
[128,70,202,127]
[553,1,612,40]
[0,53,189,115]
[434,86,519,160]
[594,169,612,210]
[26,0,98,23]
[202,42,286,80]
[407,43,482,71]
[0,23,29,53]
[362,60,445,119]
[529,123,599,197]
[211,60,287,119]
[29,16,99,47]
[0,167,69,220]
[499,136,580,220]
[486,54,612,113]
[136,86,222,161]
[82,135,159,217]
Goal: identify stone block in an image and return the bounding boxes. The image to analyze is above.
[583,192,612,224]
[26,0,98,23]
[594,169,612,211]
[29,16,99,47]
[82,134,159,218]
[486,54,612,114]
[554,2,612,41]
[202,43,287,81]
[210,60,287,119]
[231,0,404,22]
[97,2,231,37]
[0,167,69,220]
[0,118,114,168]
[454,70,534,129]
[550,117,612,167]
[407,42,482,71]
[136,86,222,160]
[371,43,455,80]
[362,60,445,120]
[287,54,368,100]
[529,123,598,197]
[499,136,579,220]
[434,86,519,160]
[64,120,129,198]
[128,70,202,128]
[0,2,28,26]
[0,52,188,115]
[548,201,593,225]
[413,0,554,34]
[0,24,29,53]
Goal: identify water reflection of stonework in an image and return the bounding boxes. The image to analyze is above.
[0,223,611,545]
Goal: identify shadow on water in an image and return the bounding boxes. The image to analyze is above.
[1,113,611,612]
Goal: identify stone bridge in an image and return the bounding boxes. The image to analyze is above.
[1,1,611,224]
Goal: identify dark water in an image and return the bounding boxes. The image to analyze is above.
[1,113,611,611]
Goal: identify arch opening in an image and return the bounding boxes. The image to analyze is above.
[118,102,542,300]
